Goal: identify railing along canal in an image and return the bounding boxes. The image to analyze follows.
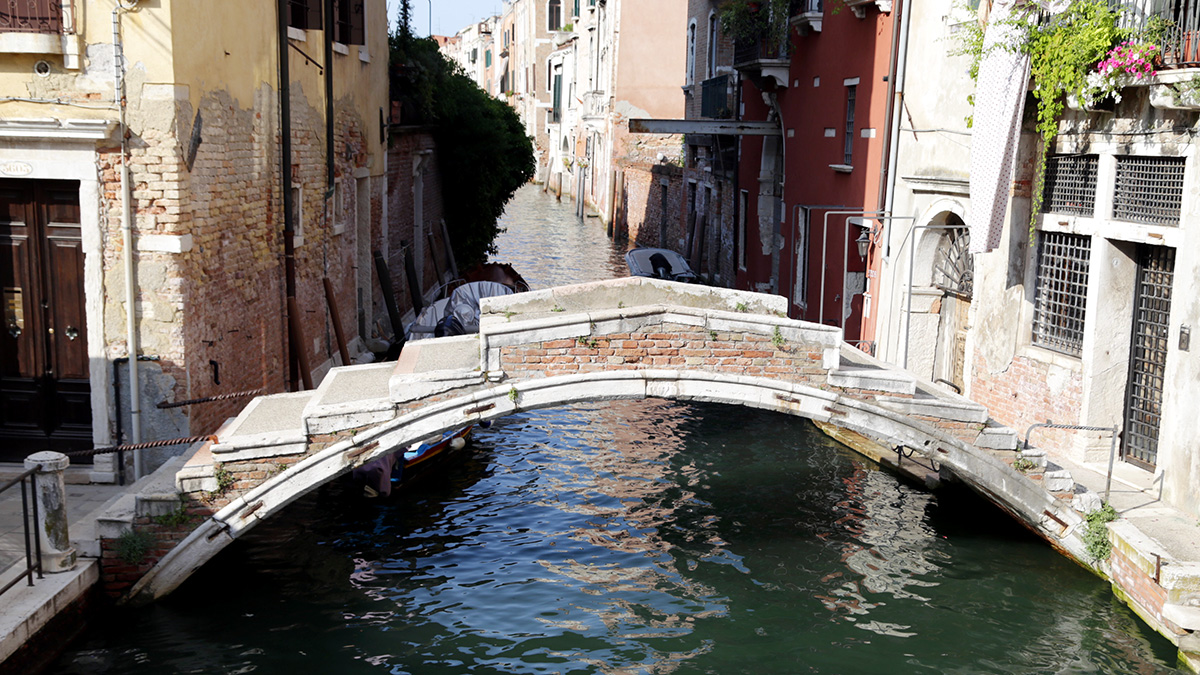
[0,468,43,598]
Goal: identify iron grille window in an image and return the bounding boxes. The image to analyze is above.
[1042,154,1098,216]
[1113,155,1185,225]
[0,0,63,34]
[1032,232,1091,356]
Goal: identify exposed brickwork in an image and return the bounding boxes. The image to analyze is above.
[98,497,215,598]
[1109,545,1185,637]
[969,352,1084,450]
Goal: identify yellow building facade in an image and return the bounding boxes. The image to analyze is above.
[0,0,389,481]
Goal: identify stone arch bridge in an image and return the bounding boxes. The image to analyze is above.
[125,277,1090,603]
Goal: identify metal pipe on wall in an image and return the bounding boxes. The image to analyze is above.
[113,2,142,478]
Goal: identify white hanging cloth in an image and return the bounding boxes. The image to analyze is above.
[967,0,1032,254]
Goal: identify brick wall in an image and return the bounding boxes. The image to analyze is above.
[969,352,1084,449]
[95,87,381,443]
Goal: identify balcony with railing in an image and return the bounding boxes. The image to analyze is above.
[733,33,790,90]
[0,0,78,63]
[700,75,732,118]
[789,0,824,33]
[1111,0,1200,68]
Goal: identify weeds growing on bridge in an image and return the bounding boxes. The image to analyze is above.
[153,498,194,528]
[771,327,786,350]
[1012,457,1038,473]
[1083,503,1119,562]
[114,528,156,565]
[735,302,749,312]
[508,386,519,404]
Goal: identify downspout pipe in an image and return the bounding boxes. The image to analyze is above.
[325,0,335,198]
[881,0,914,255]
[278,0,299,389]
[113,3,142,478]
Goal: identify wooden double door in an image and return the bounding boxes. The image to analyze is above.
[0,179,92,461]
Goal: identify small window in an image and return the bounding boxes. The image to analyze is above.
[738,190,749,271]
[551,71,563,123]
[290,184,305,245]
[549,0,562,30]
[485,50,492,67]
[288,0,323,31]
[1113,155,1185,226]
[333,0,364,45]
[1042,154,1098,217]
[1032,231,1091,356]
[707,13,719,79]
[843,85,857,166]
[686,21,697,85]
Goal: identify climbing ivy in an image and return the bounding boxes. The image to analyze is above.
[1022,0,1127,240]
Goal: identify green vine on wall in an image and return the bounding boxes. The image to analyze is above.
[955,0,1170,242]
[1022,0,1127,238]
[719,0,793,47]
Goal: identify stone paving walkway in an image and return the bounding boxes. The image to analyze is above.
[0,474,124,580]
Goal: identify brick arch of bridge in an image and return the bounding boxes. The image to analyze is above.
[128,279,1090,602]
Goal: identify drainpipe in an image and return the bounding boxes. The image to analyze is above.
[113,2,143,479]
[278,0,298,389]
[881,0,914,256]
[324,0,335,198]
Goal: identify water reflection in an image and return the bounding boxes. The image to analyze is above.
[47,189,1182,675]
[490,185,628,288]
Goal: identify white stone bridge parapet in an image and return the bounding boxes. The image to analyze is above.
[129,277,1092,604]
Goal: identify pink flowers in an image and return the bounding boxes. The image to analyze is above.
[1097,41,1159,80]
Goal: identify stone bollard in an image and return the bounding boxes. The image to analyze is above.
[23,451,78,573]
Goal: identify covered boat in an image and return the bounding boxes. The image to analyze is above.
[625,247,697,282]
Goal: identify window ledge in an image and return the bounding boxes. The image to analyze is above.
[829,163,853,173]
[333,42,350,56]
[287,26,306,42]
[0,31,64,55]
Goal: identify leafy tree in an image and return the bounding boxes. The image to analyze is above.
[390,7,535,268]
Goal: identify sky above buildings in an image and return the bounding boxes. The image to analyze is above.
[385,0,506,38]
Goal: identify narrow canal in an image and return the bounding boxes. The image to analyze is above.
[49,186,1181,674]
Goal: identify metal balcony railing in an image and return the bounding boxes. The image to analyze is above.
[700,75,732,118]
[0,0,66,34]
[733,35,789,67]
[1110,0,1200,67]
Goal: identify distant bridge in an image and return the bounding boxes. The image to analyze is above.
[126,277,1092,602]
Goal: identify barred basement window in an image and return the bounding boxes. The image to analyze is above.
[1042,154,1097,216]
[1113,156,1185,225]
[1032,231,1091,356]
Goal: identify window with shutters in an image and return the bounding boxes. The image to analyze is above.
[288,0,323,31]
[333,0,365,45]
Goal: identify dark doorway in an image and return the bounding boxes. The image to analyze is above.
[1122,244,1174,470]
[0,179,92,461]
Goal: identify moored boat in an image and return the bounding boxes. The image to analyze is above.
[625,247,697,282]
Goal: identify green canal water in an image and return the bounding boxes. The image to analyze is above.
[50,402,1181,674]
[47,187,1183,673]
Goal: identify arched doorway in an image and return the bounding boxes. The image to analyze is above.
[930,215,972,392]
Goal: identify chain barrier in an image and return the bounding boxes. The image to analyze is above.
[157,388,264,409]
